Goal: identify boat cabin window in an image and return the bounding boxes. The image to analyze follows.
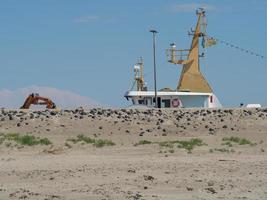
[152,98,156,107]
[157,97,161,108]
[151,97,162,108]
[162,99,171,108]
[138,99,145,105]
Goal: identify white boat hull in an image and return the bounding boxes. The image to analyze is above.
[124,91,222,108]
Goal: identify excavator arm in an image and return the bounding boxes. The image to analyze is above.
[20,93,56,109]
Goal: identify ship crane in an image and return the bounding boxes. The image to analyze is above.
[166,8,215,93]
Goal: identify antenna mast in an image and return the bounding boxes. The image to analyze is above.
[133,57,147,91]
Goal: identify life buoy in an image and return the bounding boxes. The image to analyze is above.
[172,98,180,107]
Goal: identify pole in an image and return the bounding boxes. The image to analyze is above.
[150,29,158,108]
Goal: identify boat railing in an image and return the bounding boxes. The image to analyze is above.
[166,49,190,63]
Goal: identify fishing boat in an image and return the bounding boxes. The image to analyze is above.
[124,8,222,108]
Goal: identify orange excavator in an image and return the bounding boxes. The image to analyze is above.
[20,93,56,109]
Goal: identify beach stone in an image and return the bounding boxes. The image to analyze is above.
[139,132,144,136]
[143,175,154,181]
[205,187,217,194]
[127,169,136,173]
[186,187,193,191]
[50,111,57,116]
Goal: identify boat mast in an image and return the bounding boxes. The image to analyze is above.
[167,8,213,93]
[134,57,146,91]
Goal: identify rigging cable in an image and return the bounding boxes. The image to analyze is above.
[207,36,266,59]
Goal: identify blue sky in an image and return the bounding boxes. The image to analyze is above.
[0,0,266,108]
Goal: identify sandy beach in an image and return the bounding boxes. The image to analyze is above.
[0,108,267,200]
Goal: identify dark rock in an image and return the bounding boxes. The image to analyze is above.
[50,111,57,116]
[80,111,87,115]
[127,169,136,173]
[143,175,154,181]
[209,128,214,132]
[186,187,193,191]
[139,132,144,136]
[205,187,217,194]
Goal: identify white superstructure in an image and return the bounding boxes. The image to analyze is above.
[125,91,221,108]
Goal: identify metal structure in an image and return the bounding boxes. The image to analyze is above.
[166,8,213,93]
[133,57,146,91]
[150,29,158,108]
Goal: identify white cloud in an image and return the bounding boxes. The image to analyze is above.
[168,3,216,12]
[0,86,102,109]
